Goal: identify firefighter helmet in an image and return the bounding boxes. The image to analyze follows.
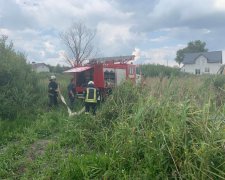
[50,75,56,80]
[88,81,94,85]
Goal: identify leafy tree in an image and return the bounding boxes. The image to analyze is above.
[60,22,96,67]
[175,40,208,65]
[0,36,40,119]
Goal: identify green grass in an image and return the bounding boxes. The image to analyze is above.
[0,76,225,179]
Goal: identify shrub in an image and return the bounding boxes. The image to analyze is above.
[137,64,183,77]
[0,36,41,119]
[99,81,140,126]
[213,75,225,89]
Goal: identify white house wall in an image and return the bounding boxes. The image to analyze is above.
[223,51,225,64]
[183,55,221,74]
[36,66,49,73]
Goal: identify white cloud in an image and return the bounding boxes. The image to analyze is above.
[58,50,66,59]
[135,46,182,66]
[44,41,55,53]
[44,57,63,66]
[149,36,169,42]
[0,28,11,36]
[12,0,132,30]
[41,50,67,66]
[83,0,133,19]
[97,23,133,45]
[149,0,215,19]
[96,22,143,56]
[1,0,225,66]
[40,50,45,58]
[214,0,225,10]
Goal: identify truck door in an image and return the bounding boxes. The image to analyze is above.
[115,69,126,86]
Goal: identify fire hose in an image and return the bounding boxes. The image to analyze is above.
[59,91,85,117]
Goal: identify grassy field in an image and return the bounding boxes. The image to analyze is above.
[0,75,225,179]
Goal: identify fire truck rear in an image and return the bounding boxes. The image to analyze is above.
[64,55,137,100]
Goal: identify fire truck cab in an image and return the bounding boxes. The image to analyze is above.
[64,55,137,99]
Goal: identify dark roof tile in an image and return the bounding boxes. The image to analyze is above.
[183,51,222,64]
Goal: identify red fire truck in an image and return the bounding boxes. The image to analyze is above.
[64,55,138,99]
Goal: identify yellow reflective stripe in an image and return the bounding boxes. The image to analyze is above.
[93,89,96,101]
[86,99,96,103]
[85,89,89,102]
[85,88,97,103]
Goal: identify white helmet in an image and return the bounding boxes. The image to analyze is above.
[88,81,94,85]
[50,75,56,80]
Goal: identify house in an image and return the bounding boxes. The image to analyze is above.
[181,51,223,75]
[31,62,50,73]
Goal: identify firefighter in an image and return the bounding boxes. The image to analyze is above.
[83,81,99,115]
[48,75,59,107]
[67,78,76,110]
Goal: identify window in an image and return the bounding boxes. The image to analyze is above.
[195,69,200,75]
[129,67,134,75]
[205,67,210,73]
[104,70,115,87]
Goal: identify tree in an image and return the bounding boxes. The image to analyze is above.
[48,64,70,73]
[175,40,208,65]
[60,22,96,67]
[0,36,40,119]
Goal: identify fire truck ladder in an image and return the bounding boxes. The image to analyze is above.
[88,55,135,64]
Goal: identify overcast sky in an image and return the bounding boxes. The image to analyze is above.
[1,0,225,66]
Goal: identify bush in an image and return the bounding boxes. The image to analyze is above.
[137,64,184,78]
[213,75,225,89]
[0,36,41,119]
[99,81,140,126]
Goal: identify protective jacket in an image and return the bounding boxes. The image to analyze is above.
[67,83,76,97]
[48,81,58,96]
[85,87,97,103]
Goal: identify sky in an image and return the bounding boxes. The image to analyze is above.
[0,0,225,66]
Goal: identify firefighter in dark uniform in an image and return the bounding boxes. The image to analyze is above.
[83,81,99,115]
[48,75,59,107]
[67,78,76,110]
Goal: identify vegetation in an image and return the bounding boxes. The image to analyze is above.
[0,36,41,119]
[175,40,208,65]
[1,37,225,179]
[138,64,183,78]
[1,75,225,179]
[60,22,96,67]
[48,64,70,74]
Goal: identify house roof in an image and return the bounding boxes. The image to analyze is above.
[31,63,48,68]
[183,51,222,64]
